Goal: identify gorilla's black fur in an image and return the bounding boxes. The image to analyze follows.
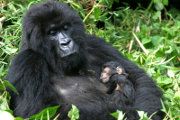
[7,1,163,120]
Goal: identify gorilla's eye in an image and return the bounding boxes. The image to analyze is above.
[63,24,68,31]
[48,30,57,35]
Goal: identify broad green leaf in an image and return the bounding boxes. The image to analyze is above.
[0,98,9,110]
[142,38,151,45]
[155,2,164,11]
[29,106,59,120]
[152,11,161,20]
[111,110,124,120]
[68,105,79,120]
[137,111,149,120]
[151,36,163,47]
[157,77,172,86]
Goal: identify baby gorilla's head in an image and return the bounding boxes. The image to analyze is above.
[100,61,125,83]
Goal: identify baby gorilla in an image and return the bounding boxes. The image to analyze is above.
[100,61,135,105]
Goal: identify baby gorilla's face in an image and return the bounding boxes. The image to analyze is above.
[100,65,125,83]
[100,67,111,83]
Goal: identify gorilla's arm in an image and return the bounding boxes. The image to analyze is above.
[7,50,56,117]
[86,35,163,118]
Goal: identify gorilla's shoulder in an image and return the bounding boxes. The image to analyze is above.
[86,34,108,46]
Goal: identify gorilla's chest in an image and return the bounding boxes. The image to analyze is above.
[52,76,108,105]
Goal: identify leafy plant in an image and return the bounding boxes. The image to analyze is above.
[111,110,125,120]
[0,0,179,120]
[68,105,79,120]
[29,106,59,120]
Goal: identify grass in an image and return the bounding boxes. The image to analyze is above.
[0,0,180,120]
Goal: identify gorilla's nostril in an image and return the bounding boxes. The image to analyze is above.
[61,40,71,46]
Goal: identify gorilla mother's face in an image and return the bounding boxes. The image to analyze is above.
[23,1,85,58]
[21,1,87,74]
[47,23,79,57]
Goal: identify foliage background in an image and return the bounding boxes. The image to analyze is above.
[0,0,179,120]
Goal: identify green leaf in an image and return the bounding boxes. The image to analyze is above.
[142,38,151,45]
[29,106,59,120]
[174,91,180,100]
[0,98,9,110]
[111,111,119,119]
[15,117,24,120]
[137,111,149,120]
[2,47,18,55]
[68,105,79,120]
[111,110,124,120]
[153,0,160,4]
[162,0,169,6]
[164,89,174,101]
[151,36,163,47]
[3,80,18,94]
[155,2,164,11]
[93,7,102,20]
[157,77,172,86]
[152,11,161,20]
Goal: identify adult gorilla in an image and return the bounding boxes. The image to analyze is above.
[7,1,163,120]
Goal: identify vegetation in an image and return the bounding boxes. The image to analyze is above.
[0,0,179,120]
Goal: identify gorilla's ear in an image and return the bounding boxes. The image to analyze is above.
[21,16,43,51]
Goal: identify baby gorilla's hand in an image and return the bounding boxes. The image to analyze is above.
[110,74,127,91]
[110,74,127,83]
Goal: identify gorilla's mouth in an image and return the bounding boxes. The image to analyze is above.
[58,40,79,57]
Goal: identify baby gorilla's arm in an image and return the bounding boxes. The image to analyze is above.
[111,74,135,104]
